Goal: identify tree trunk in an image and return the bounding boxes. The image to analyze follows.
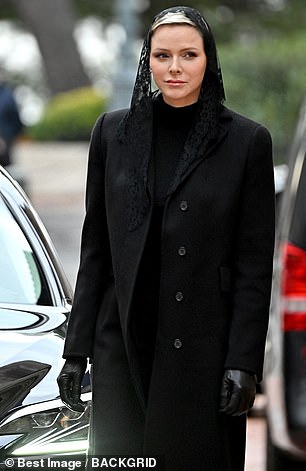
[11,0,91,95]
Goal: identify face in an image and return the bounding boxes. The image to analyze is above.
[150,24,207,107]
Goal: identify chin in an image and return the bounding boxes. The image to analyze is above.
[161,88,198,107]
[163,95,194,107]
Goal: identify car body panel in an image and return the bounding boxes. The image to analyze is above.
[264,100,306,465]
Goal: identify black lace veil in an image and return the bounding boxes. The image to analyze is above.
[118,6,225,231]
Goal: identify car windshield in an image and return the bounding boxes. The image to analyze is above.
[0,197,51,305]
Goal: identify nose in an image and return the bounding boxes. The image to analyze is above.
[169,56,182,74]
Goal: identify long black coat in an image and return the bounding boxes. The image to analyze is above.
[63,106,275,471]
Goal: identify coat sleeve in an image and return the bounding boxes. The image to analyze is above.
[224,125,275,382]
[63,113,112,359]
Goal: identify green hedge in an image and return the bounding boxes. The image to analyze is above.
[219,31,306,163]
[28,87,107,141]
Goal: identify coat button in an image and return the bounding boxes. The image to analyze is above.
[180,200,188,211]
[173,338,183,349]
[175,291,184,302]
[178,246,186,256]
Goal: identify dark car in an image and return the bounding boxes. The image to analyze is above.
[264,100,306,470]
[0,167,90,466]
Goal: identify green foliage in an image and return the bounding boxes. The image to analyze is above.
[142,0,306,40]
[74,0,113,18]
[28,87,106,141]
[219,31,306,163]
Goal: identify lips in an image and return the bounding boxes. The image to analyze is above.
[166,80,186,84]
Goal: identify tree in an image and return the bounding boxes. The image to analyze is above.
[10,0,91,95]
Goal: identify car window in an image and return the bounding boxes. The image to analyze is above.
[289,151,306,251]
[0,198,52,305]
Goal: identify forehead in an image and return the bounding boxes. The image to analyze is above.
[151,24,204,47]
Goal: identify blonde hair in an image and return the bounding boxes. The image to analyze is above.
[151,11,198,31]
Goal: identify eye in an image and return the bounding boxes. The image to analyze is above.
[183,51,197,59]
[152,52,169,59]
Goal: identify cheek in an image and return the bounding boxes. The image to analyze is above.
[201,58,208,78]
[150,61,164,84]
[191,60,207,83]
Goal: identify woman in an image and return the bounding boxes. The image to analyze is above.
[58,6,275,471]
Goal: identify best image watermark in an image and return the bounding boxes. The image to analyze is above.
[3,458,82,470]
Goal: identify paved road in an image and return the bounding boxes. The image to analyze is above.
[14,141,88,287]
[13,141,267,471]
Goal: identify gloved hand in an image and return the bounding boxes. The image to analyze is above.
[57,358,87,412]
[219,369,257,416]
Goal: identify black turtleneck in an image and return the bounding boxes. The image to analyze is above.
[131,95,199,399]
[153,95,199,204]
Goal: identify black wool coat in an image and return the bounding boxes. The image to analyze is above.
[63,105,275,471]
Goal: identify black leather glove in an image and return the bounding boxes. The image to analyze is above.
[219,369,257,416]
[57,358,87,412]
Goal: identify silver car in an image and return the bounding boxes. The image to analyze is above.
[0,167,90,467]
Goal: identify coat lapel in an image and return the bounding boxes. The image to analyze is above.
[116,106,155,410]
[167,106,233,196]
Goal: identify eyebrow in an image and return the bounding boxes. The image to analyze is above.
[151,46,201,52]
